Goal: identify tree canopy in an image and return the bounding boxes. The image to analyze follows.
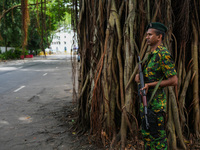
[0,0,73,52]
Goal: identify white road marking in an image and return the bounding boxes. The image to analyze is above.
[14,86,26,92]
[0,120,9,125]
[43,73,48,76]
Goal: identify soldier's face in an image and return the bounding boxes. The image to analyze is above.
[146,28,160,46]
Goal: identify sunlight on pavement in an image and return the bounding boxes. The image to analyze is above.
[0,67,18,71]
[18,116,33,123]
[0,120,9,125]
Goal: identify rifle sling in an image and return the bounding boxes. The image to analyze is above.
[147,76,164,107]
[139,55,164,107]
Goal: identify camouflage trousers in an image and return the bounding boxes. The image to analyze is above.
[141,109,167,150]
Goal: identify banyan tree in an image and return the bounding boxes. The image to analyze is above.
[71,0,200,149]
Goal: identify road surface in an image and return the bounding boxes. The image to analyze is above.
[0,55,75,150]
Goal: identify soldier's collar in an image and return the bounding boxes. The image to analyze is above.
[151,43,164,54]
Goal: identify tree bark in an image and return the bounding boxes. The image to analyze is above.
[73,0,200,149]
[191,19,199,137]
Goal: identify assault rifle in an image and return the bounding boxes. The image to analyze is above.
[138,56,149,130]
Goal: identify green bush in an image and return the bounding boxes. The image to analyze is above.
[14,48,23,58]
[0,54,6,60]
[0,48,23,60]
[24,49,29,55]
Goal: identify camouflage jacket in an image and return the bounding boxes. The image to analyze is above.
[142,44,177,112]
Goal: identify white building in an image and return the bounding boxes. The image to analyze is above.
[47,28,77,54]
[0,47,15,53]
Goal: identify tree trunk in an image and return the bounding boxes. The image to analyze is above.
[21,0,29,53]
[73,0,200,149]
[191,19,199,137]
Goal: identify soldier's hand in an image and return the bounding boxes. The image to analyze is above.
[135,74,140,83]
[141,84,149,95]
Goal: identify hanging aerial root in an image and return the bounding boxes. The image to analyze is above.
[169,87,187,150]
[186,58,193,72]
[93,29,109,93]
[125,65,138,90]
[77,74,89,101]
[179,69,192,131]
[112,61,121,111]
[171,33,178,64]
[190,71,196,84]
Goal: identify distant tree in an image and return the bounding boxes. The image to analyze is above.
[21,0,30,54]
[0,0,22,50]
[0,0,73,53]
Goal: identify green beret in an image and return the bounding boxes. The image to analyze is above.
[146,22,168,33]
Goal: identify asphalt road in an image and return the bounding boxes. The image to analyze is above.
[0,55,76,150]
[0,55,72,94]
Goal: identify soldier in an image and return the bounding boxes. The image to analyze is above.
[135,22,178,150]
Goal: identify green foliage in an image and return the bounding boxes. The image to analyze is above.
[27,9,41,50]
[0,1,22,47]
[0,54,6,60]
[15,48,23,57]
[0,0,73,53]
[24,49,29,56]
[0,48,23,60]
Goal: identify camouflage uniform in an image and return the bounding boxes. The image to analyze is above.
[140,44,177,150]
